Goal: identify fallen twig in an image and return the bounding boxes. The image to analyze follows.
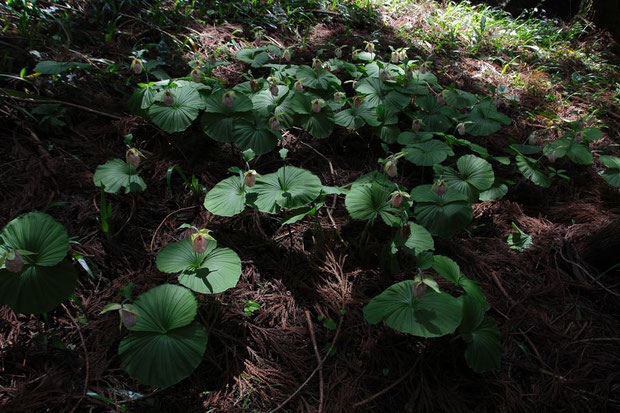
[149,205,199,252]
[62,304,89,413]
[304,310,324,413]
[269,313,344,413]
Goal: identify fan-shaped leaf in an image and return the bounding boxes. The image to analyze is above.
[252,167,323,213]
[118,284,207,388]
[0,259,77,314]
[296,66,341,90]
[364,280,463,338]
[94,159,146,194]
[403,140,453,166]
[179,247,242,294]
[149,86,205,133]
[411,185,473,238]
[436,155,494,202]
[236,48,270,68]
[204,175,248,217]
[1,211,69,266]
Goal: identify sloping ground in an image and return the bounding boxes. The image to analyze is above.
[1,1,619,412]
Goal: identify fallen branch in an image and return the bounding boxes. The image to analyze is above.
[2,92,125,120]
[352,360,419,408]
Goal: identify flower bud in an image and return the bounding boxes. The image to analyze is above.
[126,148,142,168]
[295,80,304,91]
[432,180,447,197]
[311,99,322,113]
[192,234,208,254]
[412,282,427,298]
[575,132,584,143]
[457,122,466,136]
[391,192,403,208]
[313,58,322,71]
[5,251,24,273]
[270,116,281,131]
[130,58,142,74]
[385,161,397,178]
[250,79,259,92]
[244,170,257,187]
[412,119,421,132]
[163,91,174,107]
[223,91,235,108]
[283,49,291,62]
[122,310,137,328]
[547,151,558,163]
[270,83,279,97]
[191,68,202,83]
[335,48,342,58]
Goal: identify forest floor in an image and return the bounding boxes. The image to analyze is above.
[1,1,620,412]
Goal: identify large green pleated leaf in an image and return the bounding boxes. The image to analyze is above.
[515,155,550,187]
[432,255,462,284]
[345,181,399,225]
[233,116,279,155]
[436,155,494,202]
[411,185,473,238]
[156,239,241,294]
[296,66,341,90]
[599,156,620,187]
[203,175,248,217]
[334,100,378,130]
[179,247,241,294]
[252,166,323,213]
[364,280,463,338]
[251,87,294,128]
[236,48,270,68]
[1,211,69,266]
[118,284,207,388]
[0,259,77,314]
[201,90,253,142]
[156,239,214,274]
[288,92,335,138]
[459,296,500,373]
[404,222,434,254]
[148,86,205,133]
[442,89,477,108]
[119,324,207,388]
[543,138,592,165]
[403,140,454,166]
[460,99,511,137]
[355,77,409,112]
[129,283,199,332]
[93,159,146,194]
[413,95,457,132]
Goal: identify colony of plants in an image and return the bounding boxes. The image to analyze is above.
[1,0,620,411]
